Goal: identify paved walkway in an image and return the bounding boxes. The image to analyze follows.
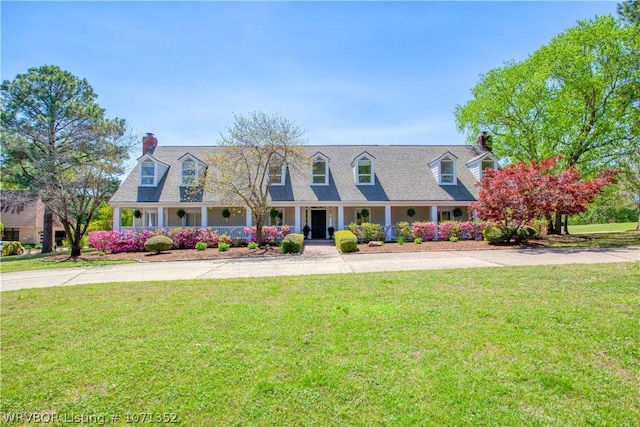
[1,245,638,292]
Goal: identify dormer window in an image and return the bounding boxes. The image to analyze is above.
[311,155,328,185]
[440,157,456,184]
[141,159,156,186]
[481,158,496,177]
[182,158,196,186]
[269,160,286,186]
[356,156,374,185]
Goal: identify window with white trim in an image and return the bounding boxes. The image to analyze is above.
[311,156,328,185]
[269,161,285,185]
[141,159,156,186]
[182,158,197,186]
[357,156,373,184]
[481,158,495,177]
[440,157,455,184]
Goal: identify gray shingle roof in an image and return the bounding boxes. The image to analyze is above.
[110,145,486,204]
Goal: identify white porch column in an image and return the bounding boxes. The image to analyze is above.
[113,207,121,231]
[294,206,301,234]
[384,205,392,240]
[431,205,439,241]
[245,208,252,226]
[157,206,165,228]
[201,206,208,228]
[430,205,438,223]
[337,205,344,231]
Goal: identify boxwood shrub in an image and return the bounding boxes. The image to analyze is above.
[144,235,174,254]
[482,225,512,244]
[334,230,358,253]
[281,233,304,254]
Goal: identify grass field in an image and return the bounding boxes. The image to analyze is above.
[2,264,638,425]
[568,222,637,234]
[0,251,135,274]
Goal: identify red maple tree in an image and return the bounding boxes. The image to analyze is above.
[470,156,617,235]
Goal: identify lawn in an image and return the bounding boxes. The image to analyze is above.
[568,222,637,234]
[2,264,638,425]
[0,251,136,274]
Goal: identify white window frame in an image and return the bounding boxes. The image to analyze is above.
[269,161,286,186]
[481,157,496,178]
[355,207,371,224]
[269,208,285,226]
[181,158,198,186]
[140,159,156,186]
[311,155,329,186]
[439,157,456,185]
[144,210,157,227]
[356,156,374,185]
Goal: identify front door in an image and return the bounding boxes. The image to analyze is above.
[311,210,326,239]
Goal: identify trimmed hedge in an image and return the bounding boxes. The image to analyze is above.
[144,235,174,254]
[334,230,358,253]
[483,225,511,244]
[281,233,304,254]
[515,225,537,243]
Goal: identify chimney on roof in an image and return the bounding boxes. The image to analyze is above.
[476,131,492,152]
[143,133,158,155]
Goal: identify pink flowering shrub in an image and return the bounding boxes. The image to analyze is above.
[88,231,121,253]
[243,225,291,244]
[438,221,462,240]
[167,228,199,249]
[411,221,437,241]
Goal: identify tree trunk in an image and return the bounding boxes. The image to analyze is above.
[70,240,82,259]
[41,206,54,253]
[255,214,263,246]
[563,215,570,235]
[553,213,562,235]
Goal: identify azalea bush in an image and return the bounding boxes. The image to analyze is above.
[411,222,437,241]
[347,222,383,242]
[243,225,291,244]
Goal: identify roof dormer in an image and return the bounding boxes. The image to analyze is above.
[178,153,206,186]
[465,152,498,181]
[428,151,458,185]
[352,151,375,185]
[310,152,329,186]
[138,154,169,187]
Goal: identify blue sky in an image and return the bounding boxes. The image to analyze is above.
[1,1,618,149]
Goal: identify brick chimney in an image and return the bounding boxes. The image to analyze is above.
[142,133,158,155]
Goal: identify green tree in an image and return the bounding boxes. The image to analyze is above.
[203,112,307,245]
[1,65,132,258]
[618,0,640,25]
[455,16,639,232]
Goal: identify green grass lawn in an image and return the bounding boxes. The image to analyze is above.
[568,222,637,234]
[2,264,638,425]
[0,251,135,274]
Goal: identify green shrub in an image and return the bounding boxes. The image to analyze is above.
[514,226,537,243]
[144,235,174,254]
[248,242,259,250]
[195,242,207,251]
[483,225,512,244]
[218,242,230,252]
[414,237,422,244]
[395,221,412,241]
[397,236,404,245]
[1,241,24,256]
[334,230,358,253]
[449,236,459,242]
[281,233,304,254]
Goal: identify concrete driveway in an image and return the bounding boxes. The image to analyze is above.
[1,246,638,292]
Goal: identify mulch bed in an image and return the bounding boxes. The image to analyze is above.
[42,239,544,263]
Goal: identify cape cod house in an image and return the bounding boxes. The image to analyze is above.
[110,134,497,239]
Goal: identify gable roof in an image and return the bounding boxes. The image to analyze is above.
[111,145,486,204]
